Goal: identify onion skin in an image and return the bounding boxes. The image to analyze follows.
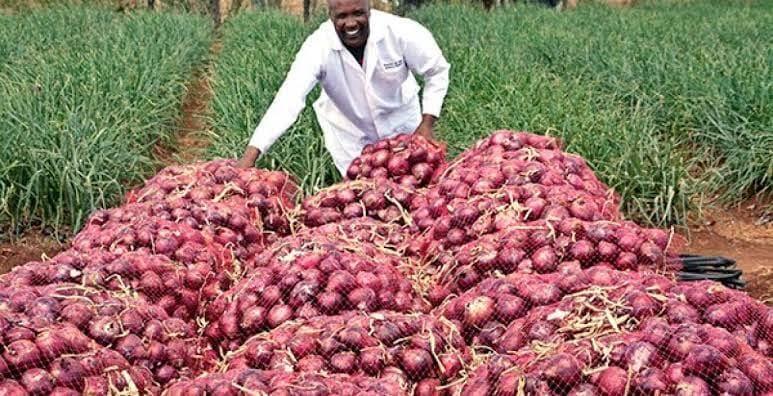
[400,348,433,380]
[542,353,582,388]
[329,352,357,374]
[667,302,700,324]
[461,375,491,395]
[596,366,627,396]
[3,339,41,371]
[568,384,600,396]
[718,368,755,396]
[667,326,702,361]
[21,368,55,395]
[496,322,527,353]
[634,368,669,394]
[494,294,526,322]
[641,317,671,346]
[683,345,728,376]
[49,388,79,396]
[35,331,67,361]
[464,296,495,327]
[49,357,85,388]
[295,355,325,373]
[531,246,558,273]
[624,341,660,373]
[60,303,93,330]
[155,365,177,384]
[675,376,711,396]
[360,347,385,375]
[88,316,121,345]
[700,326,739,357]
[0,381,27,395]
[415,378,441,396]
[739,355,773,391]
[267,305,293,328]
[626,291,660,320]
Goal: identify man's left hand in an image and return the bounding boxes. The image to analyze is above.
[414,114,437,140]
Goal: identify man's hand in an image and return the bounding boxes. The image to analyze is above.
[414,114,437,140]
[236,146,261,168]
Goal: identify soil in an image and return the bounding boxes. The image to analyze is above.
[679,201,773,302]
[0,231,63,275]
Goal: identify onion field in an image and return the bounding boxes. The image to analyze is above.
[0,7,211,235]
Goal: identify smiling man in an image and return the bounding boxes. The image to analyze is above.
[236,0,451,174]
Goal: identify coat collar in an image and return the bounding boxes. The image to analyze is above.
[328,9,386,52]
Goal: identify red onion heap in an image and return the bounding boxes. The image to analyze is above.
[450,275,771,395]
[0,285,216,395]
[295,218,416,256]
[412,185,622,251]
[71,215,231,263]
[203,232,429,351]
[422,219,678,300]
[438,268,768,350]
[439,130,611,201]
[300,180,415,228]
[126,159,299,243]
[2,250,228,321]
[83,201,264,260]
[222,311,470,392]
[345,133,447,189]
[0,132,770,396]
[165,369,408,396]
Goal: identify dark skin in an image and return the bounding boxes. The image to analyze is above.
[237,0,438,168]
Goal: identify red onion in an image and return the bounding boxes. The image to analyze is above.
[20,368,54,395]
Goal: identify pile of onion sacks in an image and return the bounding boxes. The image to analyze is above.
[1,131,770,396]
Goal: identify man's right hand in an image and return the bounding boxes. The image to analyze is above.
[236,146,261,168]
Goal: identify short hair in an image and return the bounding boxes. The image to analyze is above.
[327,0,370,12]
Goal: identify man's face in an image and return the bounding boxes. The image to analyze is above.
[329,0,369,48]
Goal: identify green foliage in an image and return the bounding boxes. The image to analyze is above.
[0,0,116,11]
[0,7,212,234]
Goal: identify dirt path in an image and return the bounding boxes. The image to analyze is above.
[154,39,222,166]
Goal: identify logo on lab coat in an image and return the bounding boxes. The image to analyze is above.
[383,59,404,69]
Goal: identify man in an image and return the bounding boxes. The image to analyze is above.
[236,0,450,174]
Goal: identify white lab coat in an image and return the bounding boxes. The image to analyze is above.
[248,10,450,174]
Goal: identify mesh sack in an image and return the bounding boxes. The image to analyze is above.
[203,233,429,350]
[2,249,231,321]
[298,180,415,228]
[458,332,772,395]
[295,218,415,255]
[72,204,255,264]
[220,311,470,391]
[165,369,409,396]
[439,270,771,395]
[0,283,217,394]
[437,131,614,204]
[345,133,448,189]
[421,219,681,302]
[125,159,299,242]
[412,185,622,253]
[84,200,265,260]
